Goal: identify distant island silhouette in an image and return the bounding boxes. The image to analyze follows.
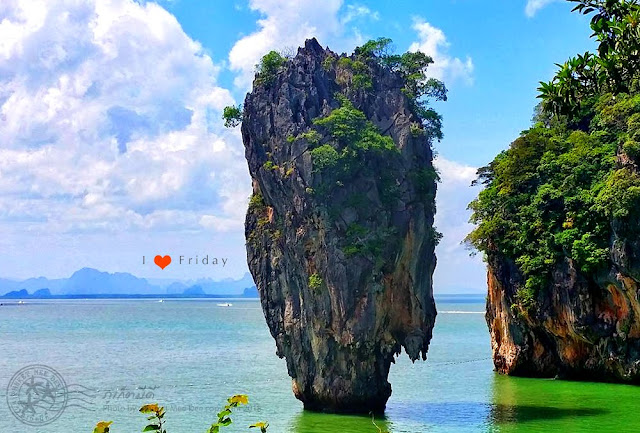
[0,268,257,299]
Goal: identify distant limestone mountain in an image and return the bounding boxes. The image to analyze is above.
[63,268,156,295]
[2,288,52,299]
[165,282,189,294]
[0,277,65,294]
[182,285,206,296]
[17,277,66,292]
[2,289,30,299]
[0,269,257,297]
[185,273,255,295]
[242,286,258,298]
[33,288,52,297]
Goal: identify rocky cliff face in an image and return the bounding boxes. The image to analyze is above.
[241,39,438,413]
[471,0,640,387]
[487,237,640,382]
[475,93,640,385]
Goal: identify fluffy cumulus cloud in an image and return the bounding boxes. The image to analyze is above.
[228,0,377,88]
[409,19,474,85]
[433,157,486,292]
[0,0,484,285]
[341,4,379,24]
[0,0,250,239]
[525,0,558,17]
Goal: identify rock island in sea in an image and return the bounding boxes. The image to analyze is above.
[228,38,444,413]
[467,2,640,383]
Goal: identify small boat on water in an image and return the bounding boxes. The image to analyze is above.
[217,302,233,307]
[158,299,165,303]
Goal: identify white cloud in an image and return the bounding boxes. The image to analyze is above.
[199,214,243,232]
[409,19,474,85]
[525,0,557,17]
[342,4,379,24]
[433,157,486,292]
[0,0,250,236]
[228,0,376,89]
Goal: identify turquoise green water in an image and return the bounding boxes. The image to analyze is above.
[1,296,639,432]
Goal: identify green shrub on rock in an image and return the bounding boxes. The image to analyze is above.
[256,51,287,85]
[311,144,340,171]
[308,273,323,290]
[222,105,243,128]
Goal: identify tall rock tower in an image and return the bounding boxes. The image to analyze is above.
[241,39,440,413]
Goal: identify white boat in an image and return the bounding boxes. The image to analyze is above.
[158,299,164,303]
[217,302,233,307]
[18,300,25,304]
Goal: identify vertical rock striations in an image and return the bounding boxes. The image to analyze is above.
[485,241,640,383]
[241,39,438,413]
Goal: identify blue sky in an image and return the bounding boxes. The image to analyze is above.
[0,0,594,292]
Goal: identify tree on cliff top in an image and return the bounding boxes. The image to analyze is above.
[538,0,640,121]
[351,37,448,140]
[224,38,447,140]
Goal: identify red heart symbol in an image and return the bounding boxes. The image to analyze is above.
[154,255,171,270]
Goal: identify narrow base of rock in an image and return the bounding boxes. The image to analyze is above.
[294,378,389,414]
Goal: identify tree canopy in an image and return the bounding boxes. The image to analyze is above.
[352,37,448,140]
[538,0,640,121]
[222,105,243,128]
[223,38,447,141]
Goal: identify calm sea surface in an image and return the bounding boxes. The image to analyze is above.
[1,295,639,432]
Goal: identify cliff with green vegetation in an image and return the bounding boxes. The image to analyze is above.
[236,38,443,412]
[467,0,640,382]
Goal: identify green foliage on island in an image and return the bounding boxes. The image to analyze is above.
[336,56,372,90]
[335,37,447,140]
[297,129,322,144]
[305,94,398,199]
[222,50,288,128]
[92,396,268,433]
[538,0,640,121]
[263,160,279,171]
[410,167,440,202]
[308,273,323,290]
[256,50,288,85]
[222,105,243,128]
[310,144,340,170]
[467,0,640,308]
[313,95,397,152]
[248,193,265,211]
[467,126,619,294]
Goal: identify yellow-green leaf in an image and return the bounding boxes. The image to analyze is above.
[139,403,161,414]
[228,394,248,405]
[93,421,113,433]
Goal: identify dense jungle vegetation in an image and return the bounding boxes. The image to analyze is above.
[466,0,640,307]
